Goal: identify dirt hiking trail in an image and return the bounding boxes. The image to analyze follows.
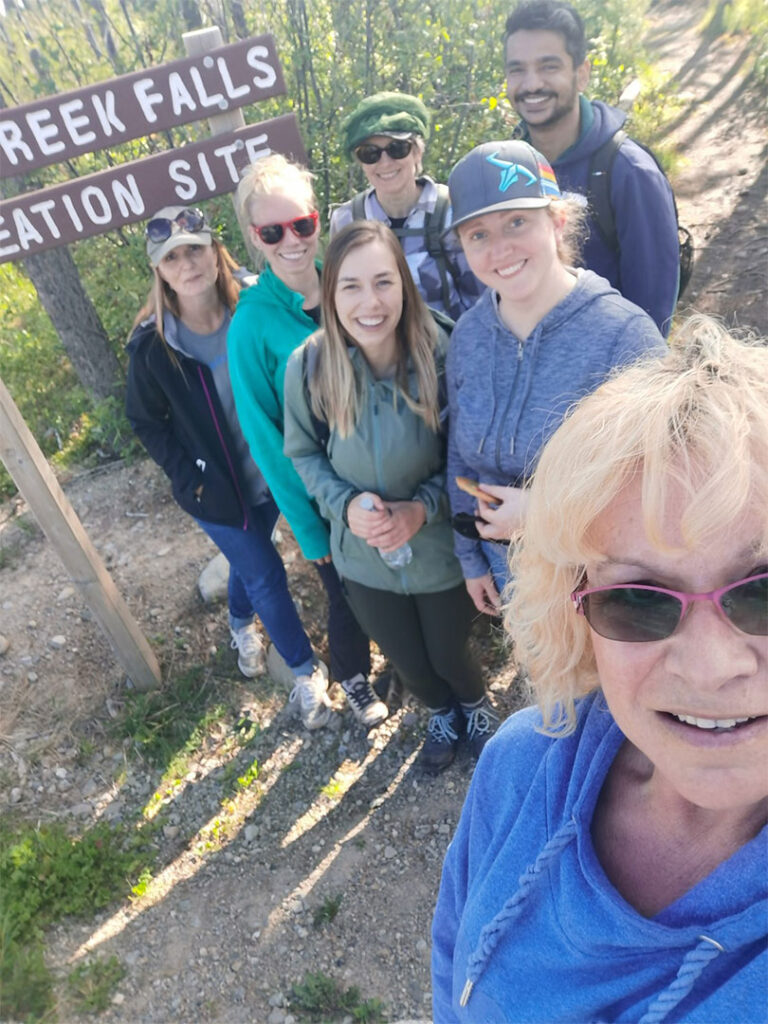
[0,2,766,1021]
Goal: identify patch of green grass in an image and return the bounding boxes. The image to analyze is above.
[67,955,126,1014]
[113,666,221,768]
[0,819,155,1021]
[290,971,385,1022]
[236,758,260,790]
[312,893,343,929]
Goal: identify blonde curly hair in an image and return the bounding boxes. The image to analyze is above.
[506,315,768,735]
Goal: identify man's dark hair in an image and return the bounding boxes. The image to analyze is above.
[504,1,587,66]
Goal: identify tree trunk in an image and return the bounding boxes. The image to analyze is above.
[22,246,123,402]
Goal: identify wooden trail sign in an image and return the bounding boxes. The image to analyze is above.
[0,26,306,691]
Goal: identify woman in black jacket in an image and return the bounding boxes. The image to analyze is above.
[125,205,332,729]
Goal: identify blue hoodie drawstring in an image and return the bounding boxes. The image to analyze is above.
[637,935,725,1024]
[460,818,578,1008]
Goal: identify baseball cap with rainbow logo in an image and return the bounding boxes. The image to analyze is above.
[445,140,562,236]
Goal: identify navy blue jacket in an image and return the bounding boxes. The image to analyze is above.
[125,316,251,528]
[521,98,679,336]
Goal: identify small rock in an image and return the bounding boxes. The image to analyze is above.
[57,586,75,602]
[111,992,125,1005]
[27,672,38,683]
[0,635,9,656]
[384,845,397,860]
[267,1011,285,1024]
[163,825,180,840]
[9,787,22,804]
[81,778,98,797]
[71,803,93,817]
[416,938,428,954]
[244,824,259,843]
[198,552,229,604]
[54,766,68,779]
[49,635,66,650]
[268,992,285,1007]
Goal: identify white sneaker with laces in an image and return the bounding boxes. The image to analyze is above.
[289,665,332,730]
[229,622,265,678]
[341,674,388,728]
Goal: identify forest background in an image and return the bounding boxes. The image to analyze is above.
[2,0,765,503]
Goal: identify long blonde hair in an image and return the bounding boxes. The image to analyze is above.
[506,314,768,734]
[235,153,316,269]
[131,238,241,347]
[309,220,440,438]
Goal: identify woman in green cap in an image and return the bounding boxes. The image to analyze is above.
[330,91,483,321]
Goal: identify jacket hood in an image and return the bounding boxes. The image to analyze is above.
[457,696,768,1024]
[558,97,627,165]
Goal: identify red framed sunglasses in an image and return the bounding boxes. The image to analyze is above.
[251,211,319,245]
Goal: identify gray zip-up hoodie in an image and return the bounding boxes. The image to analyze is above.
[447,270,665,578]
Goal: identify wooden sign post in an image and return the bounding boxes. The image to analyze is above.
[0,29,307,691]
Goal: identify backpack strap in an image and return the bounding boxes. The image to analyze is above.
[587,128,626,251]
[301,342,330,450]
[349,191,368,221]
[587,128,693,298]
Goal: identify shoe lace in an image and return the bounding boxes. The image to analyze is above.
[289,669,326,711]
[427,710,459,744]
[231,627,261,656]
[344,677,376,710]
[465,703,498,740]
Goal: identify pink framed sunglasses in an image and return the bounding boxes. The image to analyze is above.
[571,571,768,642]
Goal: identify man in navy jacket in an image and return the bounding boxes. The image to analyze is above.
[504,0,679,335]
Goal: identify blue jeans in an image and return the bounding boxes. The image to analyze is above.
[196,498,313,675]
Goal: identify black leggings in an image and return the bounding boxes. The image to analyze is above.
[342,579,484,709]
[314,560,371,682]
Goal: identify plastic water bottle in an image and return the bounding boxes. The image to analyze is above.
[359,496,413,568]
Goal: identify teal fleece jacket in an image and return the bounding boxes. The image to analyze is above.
[228,261,330,561]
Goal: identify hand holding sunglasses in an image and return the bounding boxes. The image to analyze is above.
[354,138,415,165]
[251,211,319,245]
[572,570,768,642]
[145,208,205,242]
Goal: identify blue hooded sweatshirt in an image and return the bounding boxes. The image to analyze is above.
[446,269,665,579]
[432,693,768,1023]
[521,98,680,335]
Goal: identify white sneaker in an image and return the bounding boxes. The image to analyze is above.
[229,622,265,678]
[289,665,332,730]
[341,674,389,729]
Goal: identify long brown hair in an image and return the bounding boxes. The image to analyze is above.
[131,238,242,344]
[309,220,440,437]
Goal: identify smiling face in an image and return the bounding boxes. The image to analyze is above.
[505,29,589,130]
[458,206,562,305]
[156,242,218,303]
[357,134,422,202]
[333,238,403,370]
[585,475,768,815]
[248,190,319,285]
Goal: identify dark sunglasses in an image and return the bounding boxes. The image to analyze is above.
[571,571,768,643]
[251,211,319,245]
[145,208,205,242]
[354,139,414,164]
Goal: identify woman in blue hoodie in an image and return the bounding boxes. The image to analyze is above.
[444,140,665,615]
[432,316,768,1023]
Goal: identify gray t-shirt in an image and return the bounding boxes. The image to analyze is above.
[174,313,270,508]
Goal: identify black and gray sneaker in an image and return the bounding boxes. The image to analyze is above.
[341,674,389,728]
[419,705,461,773]
[460,696,499,758]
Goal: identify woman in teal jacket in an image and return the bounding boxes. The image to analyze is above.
[284,221,493,772]
[228,154,386,730]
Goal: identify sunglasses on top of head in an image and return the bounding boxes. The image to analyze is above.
[571,570,768,643]
[251,211,319,245]
[145,208,205,242]
[354,138,415,164]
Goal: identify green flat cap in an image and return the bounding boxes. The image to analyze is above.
[343,91,431,154]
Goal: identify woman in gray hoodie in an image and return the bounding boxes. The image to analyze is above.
[444,140,665,616]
